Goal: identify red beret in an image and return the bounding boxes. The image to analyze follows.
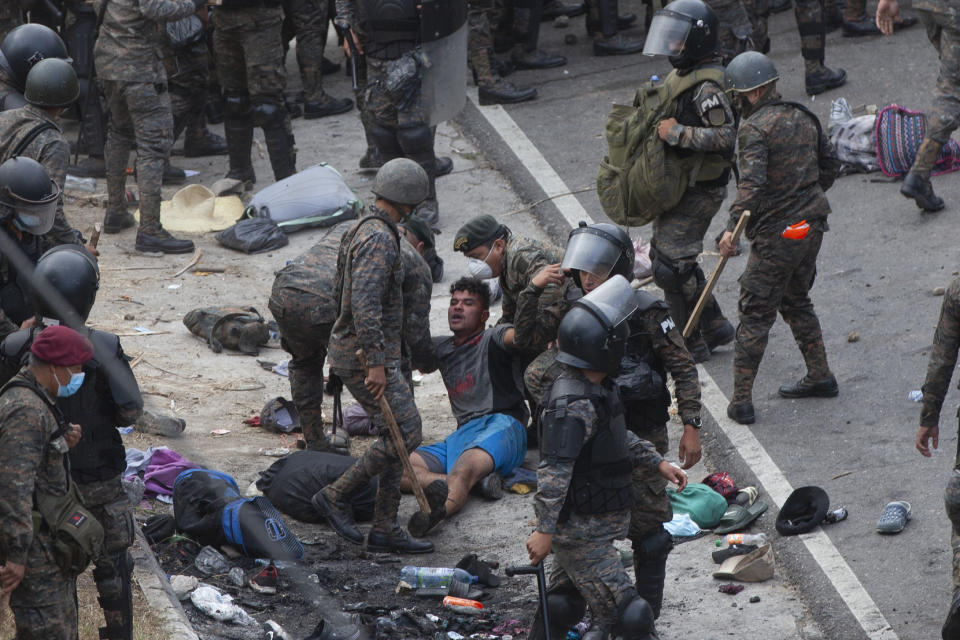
[30,325,94,366]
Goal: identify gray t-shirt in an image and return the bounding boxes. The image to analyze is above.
[435,325,528,427]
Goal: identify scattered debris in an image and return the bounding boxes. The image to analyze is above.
[847,331,860,342]
[190,584,256,625]
[210,429,231,436]
[749,595,761,603]
[934,286,946,296]
[169,574,199,601]
[718,584,745,595]
[909,390,923,402]
[135,410,186,437]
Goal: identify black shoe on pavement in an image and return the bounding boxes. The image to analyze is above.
[103,211,136,234]
[436,156,453,178]
[727,402,755,425]
[901,172,945,212]
[478,79,538,105]
[703,318,735,351]
[311,490,364,545]
[686,337,711,363]
[367,525,434,554]
[778,375,839,398]
[805,66,846,95]
[842,15,881,36]
[68,156,106,179]
[321,56,342,75]
[511,48,566,69]
[163,163,187,185]
[617,12,637,29]
[593,34,645,56]
[541,0,585,20]
[303,95,354,119]
[135,227,195,254]
[184,129,228,157]
[358,147,383,171]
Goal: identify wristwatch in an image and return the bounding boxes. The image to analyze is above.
[686,417,702,430]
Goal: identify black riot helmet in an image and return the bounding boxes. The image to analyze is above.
[31,244,100,323]
[643,0,719,71]
[0,157,60,236]
[561,221,635,290]
[556,275,639,374]
[0,24,70,91]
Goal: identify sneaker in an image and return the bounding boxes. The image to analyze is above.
[250,564,279,594]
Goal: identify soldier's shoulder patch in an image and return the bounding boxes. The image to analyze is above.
[454,235,469,251]
[699,93,722,114]
[707,107,726,126]
[660,317,676,334]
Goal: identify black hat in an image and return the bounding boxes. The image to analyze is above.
[454,215,502,253]
[776,486,829,535]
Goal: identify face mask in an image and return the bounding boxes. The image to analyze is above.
[54,367,85,398]
[466,245,495,280]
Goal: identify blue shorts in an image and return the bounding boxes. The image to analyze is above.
[415,413,527,476]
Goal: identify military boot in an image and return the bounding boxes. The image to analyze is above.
[901,171,945,212]
[590,0,645,56]
[359,146,383,171]
[472,46,537,105]
[223,105,256,189]
[804,64,846,95]
[184,126,228,157]
[135,224,195,254]
[511,0,567,69]
[303,91,354,120]
[103,209,136,234]
[632,530,672,619]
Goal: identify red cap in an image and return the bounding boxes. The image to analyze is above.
[30,325,94,366]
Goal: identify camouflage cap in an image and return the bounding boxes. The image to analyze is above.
[400,215,435,250]
[454,214,502,253]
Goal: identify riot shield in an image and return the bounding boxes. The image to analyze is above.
[419,0,467,126]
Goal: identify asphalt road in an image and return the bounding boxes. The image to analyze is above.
[458,3,956,638]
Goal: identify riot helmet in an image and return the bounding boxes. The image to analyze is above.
[643,0,718,71]
[556,275,639,374]
[561,221,635,289]
[724,51,779,92]
[24,58,80,109]
[0,157,60,236]
[373,158,430,207]
[31,244,100,322]
[0,24,70,91]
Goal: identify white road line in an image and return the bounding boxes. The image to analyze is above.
[467,88,899,640]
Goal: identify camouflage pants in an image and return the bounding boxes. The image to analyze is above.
[732,228,831,403]
[212,6,287,101]
[745,0,824,67]
[468,0,497,86]
[947,467,960,589]
[268,290,332,450]
[524,345,562,408]
[324,366,423,529]
[101,79,173,230]
[707,0,752,61]
[911,9,960,175]
[363,56,427,129]
[549,511,635,626]
[628,423,672,540]
[9,533,77,640]
[284,0,330,102]
[167,40,210,145]
[76,477,134,630]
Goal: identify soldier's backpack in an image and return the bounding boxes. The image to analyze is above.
[597,67,728,227]
[182,306,270,356]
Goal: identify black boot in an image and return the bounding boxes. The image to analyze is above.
[365,121,404,165]
[398,124,440,226]
[103,210,136,234]
[252,99,297,181]
[479,78,538,104]
[778,375,839,398]
[303,91,354,119]
[184,127,228,157]
[135,225,195,254]
[590,0,645,55]
[366,523,434,554]
[632,530,672,619]
[511,0,566,68]
[311,489,364,544]
[901,172,946,211]
[805,65,846,95]
[727,401,755,425]
[223,94,256,188]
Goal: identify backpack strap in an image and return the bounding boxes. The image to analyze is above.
[10,122,58,158]
[1,378,70,442]
[332,214,402,319]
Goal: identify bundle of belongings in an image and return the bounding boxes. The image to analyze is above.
[183,306,270,355]
[173,468,304,560]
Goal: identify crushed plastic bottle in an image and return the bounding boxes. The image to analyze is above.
[399,566,476,589]
[64,175,97,192]
[194,546,230,576]
[716,533,767,547]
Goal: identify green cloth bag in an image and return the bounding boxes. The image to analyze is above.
[667,482,728,528]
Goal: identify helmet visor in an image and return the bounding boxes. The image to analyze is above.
[561,228,625,280]
[643,11,692,56]
[577,274,638,331]
[8,180,59,235]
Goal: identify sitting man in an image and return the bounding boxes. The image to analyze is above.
[401,276,528,517]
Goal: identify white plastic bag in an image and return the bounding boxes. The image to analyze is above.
[633,236,652,279]
[190,584,257,625]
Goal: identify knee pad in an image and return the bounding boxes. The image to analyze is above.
[224,93,251,118]
[546,590,587,634]
[651,257,688,294]
[633,528,673,560]
[395,124,434,157]
[946,470,960,529]
[251,100,286,129]
[615,595,656,639]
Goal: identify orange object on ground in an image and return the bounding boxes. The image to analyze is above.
[443,596,483,615]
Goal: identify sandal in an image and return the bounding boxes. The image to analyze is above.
[876,501,911,534]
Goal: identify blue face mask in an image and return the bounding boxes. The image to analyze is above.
[54,368,85,398]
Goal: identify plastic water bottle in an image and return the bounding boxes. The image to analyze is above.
[717,533,767,547]
[400,566,476,588]
[650,75,660,83]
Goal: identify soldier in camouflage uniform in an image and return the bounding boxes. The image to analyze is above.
[0,59,90,254]
[468,0,537,105]
[643,0,737,364]
[916,278,960,637]
[878,0,956,212]
[95,0,202,253]
[0,326,94,640]
[526,282,686,640]
[212,0,296,187]
[281,0,354,118]
[719,52,840,426]
[705,0,753,61]
[310,159,437,554]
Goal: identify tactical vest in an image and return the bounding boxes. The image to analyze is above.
[357,0,419,44]
[0,235,42,326]
[544,377,633,521]
[616,295,671,433]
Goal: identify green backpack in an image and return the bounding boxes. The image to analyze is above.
[597,67,728,226]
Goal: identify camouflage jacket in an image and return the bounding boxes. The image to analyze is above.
[400,241,435,374]
[94,0,197,83]
[728,92,840,239]
[328,207,405,370]
[0,105,81,250]
[921,278,960,429]
[534,365,663,534]
[498,234,572,355]
[0,369,69,565]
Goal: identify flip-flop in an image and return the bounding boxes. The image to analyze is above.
[876,501,911,534]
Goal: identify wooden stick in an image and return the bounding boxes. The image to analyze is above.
[682,210,751,339]
[172,248,202,277]
[357,350,431,515]
[90,222,101,249]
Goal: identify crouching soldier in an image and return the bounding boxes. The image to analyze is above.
[526,276,687,640]
[1,245,143,640]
